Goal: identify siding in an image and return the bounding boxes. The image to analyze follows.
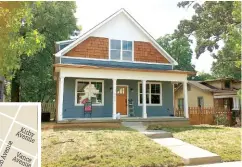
[65,37,109,59]
[174,84,214,108]
[61,58,173,70]
[62,78,174,118]
[134,41,170,63]
[62,37,171,64]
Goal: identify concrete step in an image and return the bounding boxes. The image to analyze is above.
[142,130,173,138]
[121,122,146,131]
[153,138,221,165]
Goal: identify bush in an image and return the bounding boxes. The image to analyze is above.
[214,113,230,126]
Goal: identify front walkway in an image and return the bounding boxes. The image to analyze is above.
[122,122,221,165]
[186,161,242,167]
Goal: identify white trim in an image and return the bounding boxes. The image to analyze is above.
[74,79,104,106]
[138,81,163,106]
[214,95,238,99]
[109,39,134,62]
[117,85,129,116]
[142,80,147,118]
[112,79,117,119]
[55,8,178,65]
[183,81,189,118]
[58,76,64,121]
[60,56,172,66]
[58,67,188,82]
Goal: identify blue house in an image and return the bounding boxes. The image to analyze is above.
[54,9,192,122]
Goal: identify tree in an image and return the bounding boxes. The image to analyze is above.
[177,1,241,79]
[19,1,77,102]
[157,32,195,71]
[189,72,215,81]
[0,2,45,77]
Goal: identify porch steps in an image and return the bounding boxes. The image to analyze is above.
[153,138,221,165]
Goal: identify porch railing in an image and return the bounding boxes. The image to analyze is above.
[41,103,56,120]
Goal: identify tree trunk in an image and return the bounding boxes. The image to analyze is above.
[11,71,20,102]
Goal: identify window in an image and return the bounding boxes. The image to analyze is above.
[224,81,230,89]
[75,80,104,105]
[197,97,204,107]
[187,84,191,91]
[110,39,133,61]
[178,98,184,110]
[138,82,162,105]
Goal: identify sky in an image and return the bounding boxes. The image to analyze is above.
[75,0,214,73]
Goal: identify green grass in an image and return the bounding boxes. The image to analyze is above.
[42,127,183,167]
[148,125,241,162]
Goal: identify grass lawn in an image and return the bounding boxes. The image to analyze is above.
[148,125,241,162]
[42,127,183,167]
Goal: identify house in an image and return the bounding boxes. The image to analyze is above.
[0,76,4,102]
[54,9,194,122]
[174,78,241,111]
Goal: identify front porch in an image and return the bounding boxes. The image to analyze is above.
[55,64,191,122]
[42,116,189,130]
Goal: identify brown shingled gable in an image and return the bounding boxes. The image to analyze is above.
[134,41,170,63]
[65,37,109,59]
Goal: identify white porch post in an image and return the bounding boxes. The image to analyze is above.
[183,81,189,118]
[58,76,64,121]
[232,97,240,110]
[142,80,147,118]
[112,79,117,119]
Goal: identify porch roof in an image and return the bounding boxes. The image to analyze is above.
[54,63,195,75]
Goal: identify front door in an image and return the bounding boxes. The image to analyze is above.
[116,86,127,115]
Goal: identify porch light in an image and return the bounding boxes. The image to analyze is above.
[130,88,134,92]
[110,87,113,92]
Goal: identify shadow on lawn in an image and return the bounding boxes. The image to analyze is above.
[147,125,226,133]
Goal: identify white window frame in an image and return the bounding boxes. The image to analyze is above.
[75,79,104,106]
[138,82,162,106]
[109,39,134,62]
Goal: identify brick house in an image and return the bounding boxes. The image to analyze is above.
[54,9,193,122]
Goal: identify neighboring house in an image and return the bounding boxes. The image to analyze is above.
[0,76,4,102]
[175,78,241,111]
[54,9,193,122]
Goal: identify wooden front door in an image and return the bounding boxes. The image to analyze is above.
[116,86,127,115]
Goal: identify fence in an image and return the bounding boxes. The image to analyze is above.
[175,107,233,126]
[41,103,56,120]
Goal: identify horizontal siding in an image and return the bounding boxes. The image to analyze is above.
[62,78,174,118]
[61,58,173,70]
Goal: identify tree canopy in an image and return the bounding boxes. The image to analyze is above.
[157,33,195,71]
[0,2,77,102]
[0,2,45,77]
[19,1,77,102]
[177,1,241,79]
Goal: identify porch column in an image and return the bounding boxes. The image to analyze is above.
[233,97,240,110]
[183,81,189,118]
[142,80,147,118]
[58,76,64,121]
[112,79,117,119]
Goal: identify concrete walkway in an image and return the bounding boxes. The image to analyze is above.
[186,161,242,167]
[122,121,221,165]
[153,138,221,165]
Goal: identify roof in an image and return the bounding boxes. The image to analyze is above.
[54,64,195,75]
[175,80,239,93]
[188,81,215,92]
[55,8,178,65]
[202,78,241,83]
